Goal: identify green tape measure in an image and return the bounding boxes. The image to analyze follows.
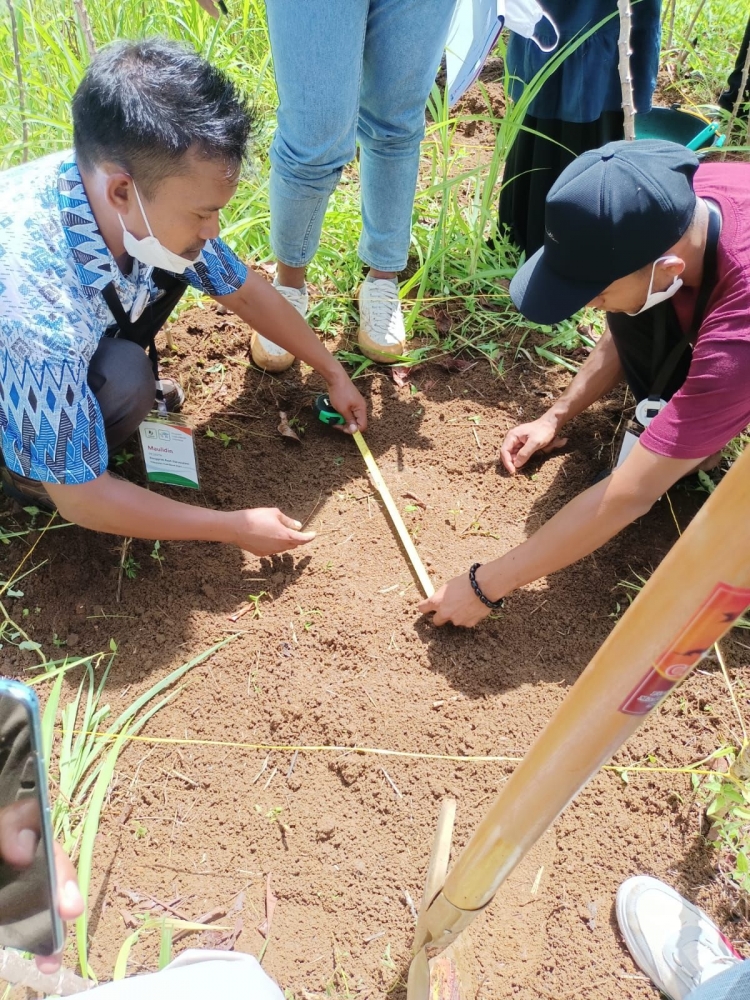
[313,394,346,426]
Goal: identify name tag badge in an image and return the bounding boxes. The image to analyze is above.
[635,396,667,428]
[138,413,200,490]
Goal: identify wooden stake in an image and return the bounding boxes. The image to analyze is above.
[352,432,434,597]
[618,0,636,140]
[409,444,750,993]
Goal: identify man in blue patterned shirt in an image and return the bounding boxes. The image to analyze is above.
[0,39,367,556]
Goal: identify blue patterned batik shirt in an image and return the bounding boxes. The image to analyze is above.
[0,152,248,485]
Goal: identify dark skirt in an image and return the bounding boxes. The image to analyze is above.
[498,110,625,259]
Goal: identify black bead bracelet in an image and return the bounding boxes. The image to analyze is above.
[469,563,505,610]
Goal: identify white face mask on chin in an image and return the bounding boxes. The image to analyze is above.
[626,258,683,316]
[119,182,200,275]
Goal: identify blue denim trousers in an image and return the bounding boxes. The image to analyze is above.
[266,0,457,273]
[687,961,749,1000]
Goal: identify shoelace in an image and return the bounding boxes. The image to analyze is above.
[275,284,307,312]
[674,948,740,987]
[365,281,402,334]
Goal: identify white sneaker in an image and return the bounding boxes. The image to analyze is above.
[356,277,406,362]
[616,876,743,1000]
[250,280,309,372]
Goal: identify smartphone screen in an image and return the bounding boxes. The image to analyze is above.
[0,683,63,955]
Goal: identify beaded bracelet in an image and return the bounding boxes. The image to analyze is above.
[469,563,505,610]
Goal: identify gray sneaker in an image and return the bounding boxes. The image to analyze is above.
[616,876,743,1000]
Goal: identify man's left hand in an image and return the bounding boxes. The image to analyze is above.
[418,573,492,627]
[327,375,368,434]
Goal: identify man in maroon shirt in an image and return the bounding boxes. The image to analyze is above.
[420,139,750,626]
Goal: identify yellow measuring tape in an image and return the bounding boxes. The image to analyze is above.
[352,431,434,597]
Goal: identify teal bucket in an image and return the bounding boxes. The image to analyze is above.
[635,106,725,151]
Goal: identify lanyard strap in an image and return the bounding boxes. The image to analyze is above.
[649,200,722,401]
[101,281,161,378]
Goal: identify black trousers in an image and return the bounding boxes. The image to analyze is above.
[498,111,625,259]
[719,15,750,115]
[87,337,157,450]
[607,306,692,404]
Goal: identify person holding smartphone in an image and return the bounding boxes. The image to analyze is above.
[0,802,83,973]
[0,684,84,974]
[0,39,367,558]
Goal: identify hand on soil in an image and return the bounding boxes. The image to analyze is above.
[418,573,492,628]
[327,377,368,434]
[234,508,316,556]
[500,416,567,475]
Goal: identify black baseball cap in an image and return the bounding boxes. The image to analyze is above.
[509,139,700,325]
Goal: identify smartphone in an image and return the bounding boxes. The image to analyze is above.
[0,679,63,956]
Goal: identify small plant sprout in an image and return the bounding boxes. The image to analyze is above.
[254,804,291,835]
[112,448,134,468]
[206,426,240,448]
[150,540,165,570]
[297,606,322,632]
[123,554,140,580]
[218,431,240,449]
[247,591,269,619]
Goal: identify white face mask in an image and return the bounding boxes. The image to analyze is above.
[626,258,684,316]
[505,0,559,52]
[119,182,200,275]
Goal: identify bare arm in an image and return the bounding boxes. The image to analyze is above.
[500,326,625,473]
[420,440,708,626]
[44,473,315,556]
[217,270,367,432]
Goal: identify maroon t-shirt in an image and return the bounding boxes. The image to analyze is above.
[641,163,750,460]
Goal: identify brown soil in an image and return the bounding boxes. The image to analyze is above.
[1,302,748,999]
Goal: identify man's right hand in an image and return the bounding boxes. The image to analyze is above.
[232,508,316,556]
[500,415,568,475]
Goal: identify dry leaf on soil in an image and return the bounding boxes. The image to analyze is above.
[277,411,301,442]
[257,874,277,939]
[391,366,413,388]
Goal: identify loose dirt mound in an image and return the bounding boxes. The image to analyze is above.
[1,303,747,998]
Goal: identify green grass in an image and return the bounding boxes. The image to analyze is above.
[2,0,750,971]
[28,633,239,979]
[664,0,749,107]
[0,0,628,371]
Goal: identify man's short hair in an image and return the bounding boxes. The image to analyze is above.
[72,38,255,196]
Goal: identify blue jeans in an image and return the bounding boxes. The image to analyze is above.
[266,0,457,273]
[688,960,749,999]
